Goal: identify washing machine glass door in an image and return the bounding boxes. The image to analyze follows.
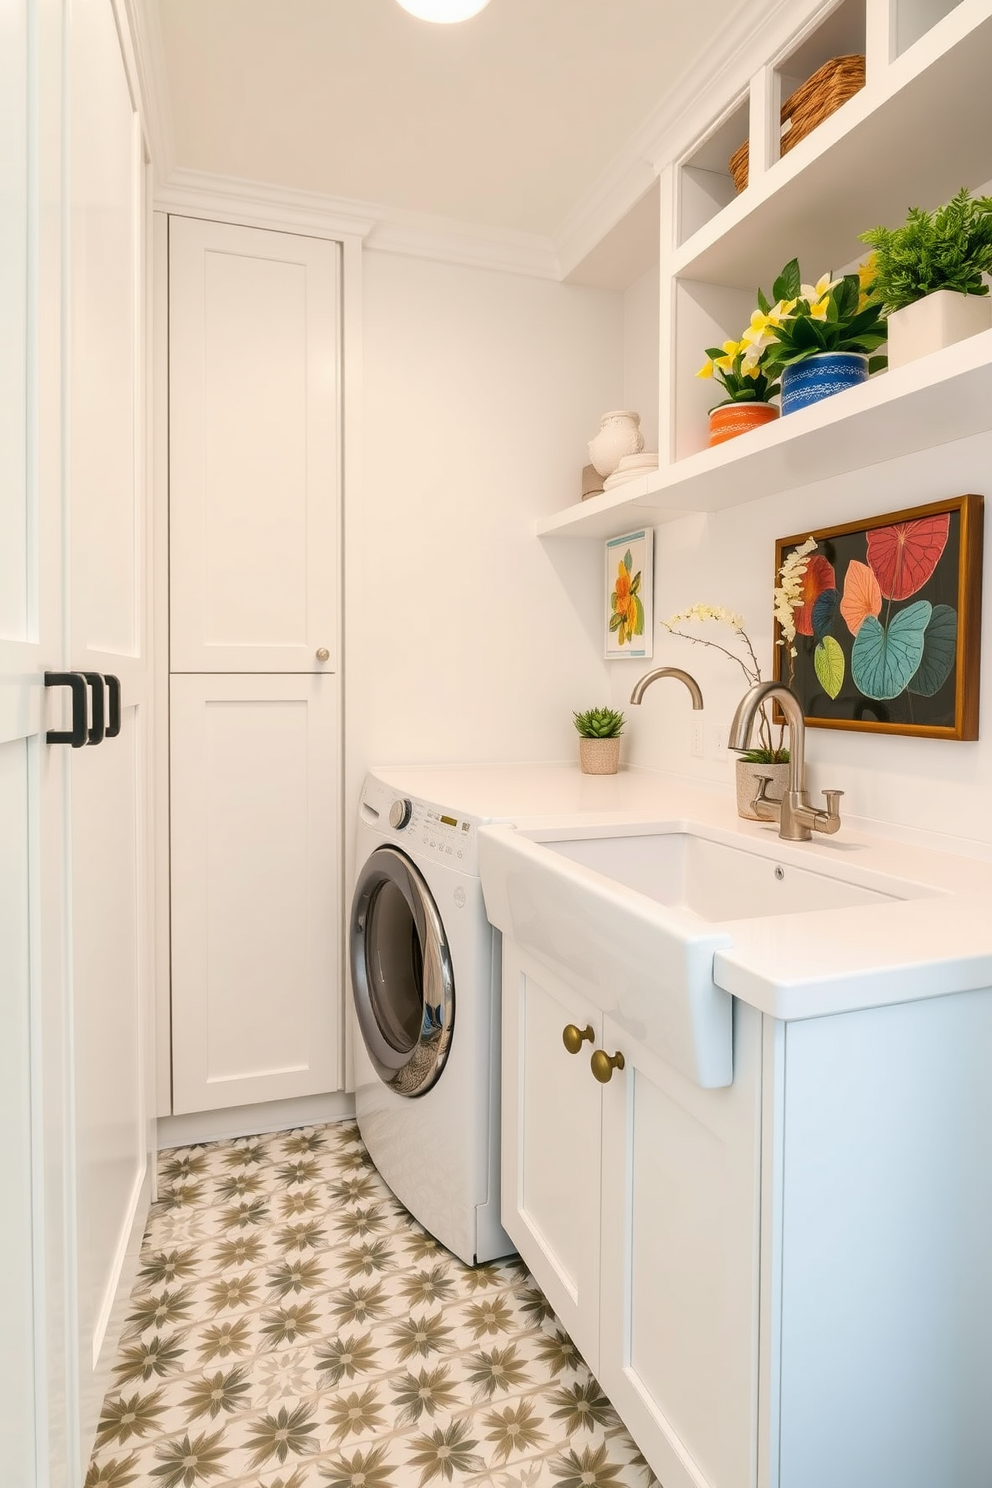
[350,846,454,1097]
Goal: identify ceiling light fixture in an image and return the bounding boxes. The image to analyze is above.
[396,0,492,21]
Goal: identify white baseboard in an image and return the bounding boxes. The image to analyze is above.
[157,1090,356,1150]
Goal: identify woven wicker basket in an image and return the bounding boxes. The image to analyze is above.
[728,53,865,193]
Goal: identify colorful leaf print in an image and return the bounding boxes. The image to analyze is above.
[908,604,958,697]
[814,636,845,699]
[839,559,882,635]
[851,600,932,699]
[866,514,949,599]
[811,588,838,642]
[794,554,836,635]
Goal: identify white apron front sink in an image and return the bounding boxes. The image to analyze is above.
[478,820,929,1089]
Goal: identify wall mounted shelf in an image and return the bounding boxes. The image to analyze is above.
[538,328,992,538]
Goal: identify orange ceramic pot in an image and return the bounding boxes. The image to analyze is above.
[708,400,779,446]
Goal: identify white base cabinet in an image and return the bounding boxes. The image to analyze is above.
[501,941,992,1488]
[170,673,341,1113]
[501,941,762,1488]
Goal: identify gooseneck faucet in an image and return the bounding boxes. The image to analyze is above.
[629,667,704,709]
[728,680,843,842]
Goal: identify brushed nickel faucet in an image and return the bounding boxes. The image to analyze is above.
[728,680,843,842]
[629,667,704,709]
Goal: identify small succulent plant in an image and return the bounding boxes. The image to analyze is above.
[572,706,625,739]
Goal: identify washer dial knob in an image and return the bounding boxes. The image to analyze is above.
[388,797,413,831]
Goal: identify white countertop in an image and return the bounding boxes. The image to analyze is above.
[372,760,992,1021]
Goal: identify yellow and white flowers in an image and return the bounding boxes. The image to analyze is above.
[773,536,818,677]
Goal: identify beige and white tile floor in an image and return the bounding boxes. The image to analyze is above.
[86,1121,659,1488]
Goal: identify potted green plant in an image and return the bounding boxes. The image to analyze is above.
[860,187,992,368]
[660,605,790,819]
[573,706,625,775]
[747,258,887,413]
[696,328,782,446]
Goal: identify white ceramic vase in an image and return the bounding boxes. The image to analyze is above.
[886,289,992,370]
[587,410,644,479]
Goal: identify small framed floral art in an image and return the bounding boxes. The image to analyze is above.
[773,495,983,738]
[605,529,653,659]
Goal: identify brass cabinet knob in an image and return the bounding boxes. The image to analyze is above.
[315,647,330,662]
[590,1049,625,1084]
[562,1023,594,1055]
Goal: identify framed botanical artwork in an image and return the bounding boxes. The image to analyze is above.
[773,494,983,739]
[605,529,653,659]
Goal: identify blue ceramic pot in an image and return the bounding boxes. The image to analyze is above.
[780,352,869,415]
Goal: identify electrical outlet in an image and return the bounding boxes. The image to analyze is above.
[690,719,705,759]
[711,724,730,760]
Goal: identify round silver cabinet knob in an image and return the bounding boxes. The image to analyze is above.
[315,647,330,663]
[388,797,413,831]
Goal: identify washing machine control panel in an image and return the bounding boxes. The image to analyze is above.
[391,797,478,871]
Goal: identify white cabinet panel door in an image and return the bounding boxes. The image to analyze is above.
[170,673,341,1112]
[68,0,152,1456]
[169,218,340,673]
[599,1007,762,1488]
[501,943,603,1370]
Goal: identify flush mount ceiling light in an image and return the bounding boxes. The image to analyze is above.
[396,0,492,21]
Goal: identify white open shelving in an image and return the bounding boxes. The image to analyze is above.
[539,329,992,537]
[541,0,992,539]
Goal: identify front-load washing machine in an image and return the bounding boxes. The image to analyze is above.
[349,768,513,1265]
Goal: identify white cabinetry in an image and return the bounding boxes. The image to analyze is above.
[541,0,992,538]
[168,216,342,1114]
[0,0,154,1480]
[500,941,762,1488]
[170,673,340,1112]
[169,217,340,673]
[502,933,992,1488]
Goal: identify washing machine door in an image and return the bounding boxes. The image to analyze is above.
[350,846,455,1098]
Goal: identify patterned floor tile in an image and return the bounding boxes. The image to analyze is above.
[86,1120,658,1488]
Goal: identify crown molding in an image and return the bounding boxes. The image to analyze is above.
[553,0,822,279]
[156,169,378,241]
[155,168,561,279]
[121,0,177,181]
[365,210,560,281]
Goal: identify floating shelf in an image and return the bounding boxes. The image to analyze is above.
[538,329,992,538]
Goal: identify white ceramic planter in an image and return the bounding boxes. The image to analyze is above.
[886,289,992,369]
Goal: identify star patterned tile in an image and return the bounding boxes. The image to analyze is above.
[85,1121,659,1488]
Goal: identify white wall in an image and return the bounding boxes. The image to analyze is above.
[623,265,660,456]
[348,251,624,805]
[606,429,992,857]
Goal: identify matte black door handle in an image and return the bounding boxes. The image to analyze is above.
[45,672,88,748]
[81,672,105,745]
[104,674,121,738]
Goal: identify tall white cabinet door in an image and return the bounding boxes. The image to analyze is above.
[598,1007,763,1488]
[170,673,341,1113]
[1,0,74,1480]
[501,944,603,1370]
[169,217,340,674]
[67,0,152,1458]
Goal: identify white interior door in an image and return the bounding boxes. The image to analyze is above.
[169,216,340,673]
[0,1,70,1481]
[170,672,341,1113]
[67,0,152,1457]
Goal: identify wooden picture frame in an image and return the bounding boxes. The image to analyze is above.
[773,494,983,739]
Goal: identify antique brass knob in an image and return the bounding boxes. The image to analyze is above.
[315,647,330,662]
[590,1049,625,1084]
[562,1023,594,1055]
